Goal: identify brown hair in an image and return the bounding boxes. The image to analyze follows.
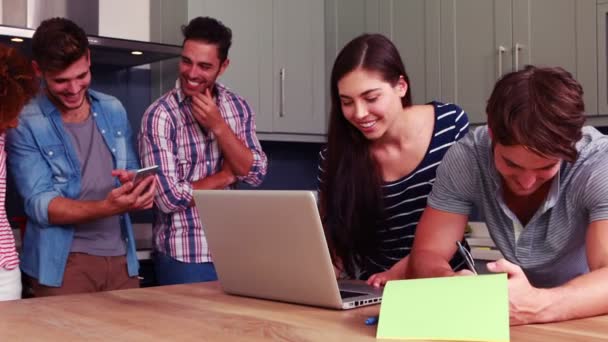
[0,44,38,123]
[486,65,585,162]
[32,17,89,72]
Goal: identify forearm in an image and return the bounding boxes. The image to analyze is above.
[213,123,254,176]
[407,249,455,279]
[389,255,411,278]
[48,197,117,225]
[192,169,235,190]
[535,267,608,323]
[189,170,236,207]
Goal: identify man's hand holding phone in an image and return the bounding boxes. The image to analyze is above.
[109,166,158,211]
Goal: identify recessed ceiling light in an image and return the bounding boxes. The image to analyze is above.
[131,51,143,55]
[10,37,24,43]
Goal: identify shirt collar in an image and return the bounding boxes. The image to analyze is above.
[542,164,562,211]
[37,89,98,117]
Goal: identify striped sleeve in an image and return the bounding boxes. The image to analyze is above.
[0,135,19,270]
[427,131,479,215]
[138,101,193,214]
[316,148,327,197]
[227,94,268,186]
[452,104,470,141]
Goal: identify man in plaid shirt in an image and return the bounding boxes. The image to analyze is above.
[139,17,267,285]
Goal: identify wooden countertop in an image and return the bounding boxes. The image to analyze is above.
[0,282,607,341]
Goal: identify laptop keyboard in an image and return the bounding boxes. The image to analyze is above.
[340,290,367,299]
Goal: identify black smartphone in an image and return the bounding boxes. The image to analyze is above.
[132,165,159,185]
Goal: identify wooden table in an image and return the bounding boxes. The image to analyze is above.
[0,282,607,341]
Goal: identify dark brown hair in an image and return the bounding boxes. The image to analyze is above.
[182,16,232,63]
[487,65,585,162]
[320,33,412,277]
[32,17,89,72]
[0,44,38,123]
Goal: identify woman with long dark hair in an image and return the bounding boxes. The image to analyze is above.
[318,34,470,286]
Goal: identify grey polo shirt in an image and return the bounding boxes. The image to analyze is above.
[428,126,608,288]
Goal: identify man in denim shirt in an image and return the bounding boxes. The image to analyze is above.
[6,18,156,296]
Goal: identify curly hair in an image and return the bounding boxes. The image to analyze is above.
[0,44,38,124]
[182,16,232,62]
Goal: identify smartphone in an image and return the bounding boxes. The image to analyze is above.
[132,165,159,185]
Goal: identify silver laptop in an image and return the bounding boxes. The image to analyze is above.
[194,190,383,310]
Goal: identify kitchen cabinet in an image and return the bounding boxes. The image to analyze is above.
[325,0,439,106]
[188,0,326,141]
[374,0,441,105]
[597,1,608,116]
[438,0,597,123]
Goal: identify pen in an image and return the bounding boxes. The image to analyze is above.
[365,315,379,325]
[456,240,478,275]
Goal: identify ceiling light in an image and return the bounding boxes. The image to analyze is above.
[10,37,24,43]
[131,51,143,55]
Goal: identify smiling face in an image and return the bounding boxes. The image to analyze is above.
[179,39,229,97]
[337,68,407,140]
[37,52,91,113]
[493,143,561,197]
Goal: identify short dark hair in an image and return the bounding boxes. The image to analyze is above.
[32,17,89,72]
[0,44,38,123]
[486,65,585,162]
[181,16,232,62]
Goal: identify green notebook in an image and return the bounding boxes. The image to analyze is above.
[377,273,509,341]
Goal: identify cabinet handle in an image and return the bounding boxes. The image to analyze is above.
[497,46,506,78]
[279,68,285,117]
[513,43,523,71]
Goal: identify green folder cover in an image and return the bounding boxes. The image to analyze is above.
[377,273,509,341]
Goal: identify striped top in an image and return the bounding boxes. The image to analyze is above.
[139,81,268,263]
[319,102,470,279]
[428,126,608,288]
[0,134,19,270]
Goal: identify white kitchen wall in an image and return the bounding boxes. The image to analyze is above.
[99,0,150,41]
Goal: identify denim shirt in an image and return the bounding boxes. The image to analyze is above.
[6,90,140,287]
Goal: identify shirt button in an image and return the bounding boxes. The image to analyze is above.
[101,129,106,134]
[117,131,122,136]
[111,148,116,153]
[93,112,98,117]
[206,161,210,165]
[48,151,54,156]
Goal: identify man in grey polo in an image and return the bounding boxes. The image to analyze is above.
[408,66,608,325]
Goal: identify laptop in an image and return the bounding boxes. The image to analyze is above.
[193,190,383,310]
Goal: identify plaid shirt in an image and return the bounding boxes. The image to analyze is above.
[139,81,267,263]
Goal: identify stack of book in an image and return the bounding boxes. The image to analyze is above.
[466,222,503,261]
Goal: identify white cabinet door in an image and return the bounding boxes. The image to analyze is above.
[439,0,512,123]
[189,0,274,132]
[273,0,326,134]
[512,0,597,115]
